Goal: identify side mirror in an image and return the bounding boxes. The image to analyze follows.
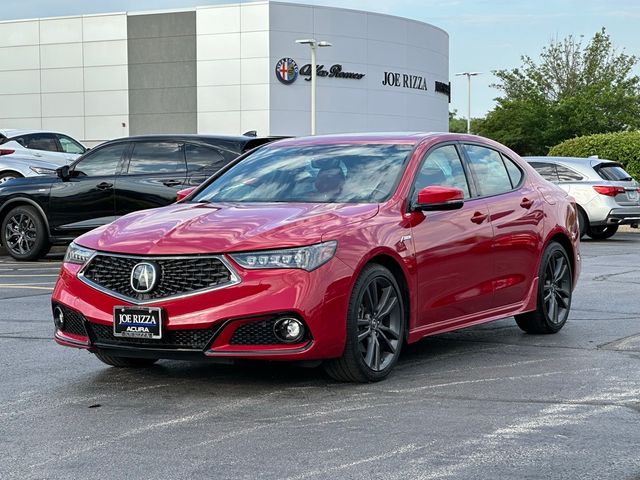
[56,165,70,181]
[176,186,197,202]
[413,186,464,211]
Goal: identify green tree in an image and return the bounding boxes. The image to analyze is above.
[477,28,640,155]
[449,109,485,134]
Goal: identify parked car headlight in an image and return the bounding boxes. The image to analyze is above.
[230,241,337,272]
[30,166,56,175]
[64,242,95,265]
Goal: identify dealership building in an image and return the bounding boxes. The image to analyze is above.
[0,1,450,144]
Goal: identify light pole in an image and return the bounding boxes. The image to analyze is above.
[296,38,332,135]
[455,72,482,134]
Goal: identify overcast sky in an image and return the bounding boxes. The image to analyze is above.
[2,0,638,118]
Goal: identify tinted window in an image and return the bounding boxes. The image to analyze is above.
[193,143,413,204]
[127,142,186,175]
[502,155,524,188]
[24,133,60,152]
[185,144,228,174]
[463,145,513,196]
[57,134,85,154]
[414,145,470,198]
[556,164,584,182]
[595,163,633,181]
[529,162,558,182]
[74,143,126,177]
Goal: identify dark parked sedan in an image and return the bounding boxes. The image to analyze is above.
[0,134,280,260]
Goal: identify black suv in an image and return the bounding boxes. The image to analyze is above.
[0,134,281,260]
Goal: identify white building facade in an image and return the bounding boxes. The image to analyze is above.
[0,1,450,144]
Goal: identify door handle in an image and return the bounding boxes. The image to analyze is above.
[96,182,113,190]
[520,197,534,209]
[163,180,182,187]
[470,211,488,224]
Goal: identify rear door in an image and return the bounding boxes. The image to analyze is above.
[115,141,187,216]
[48,142,127,236]
[462,144,544,307]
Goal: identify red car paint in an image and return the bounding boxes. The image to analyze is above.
[52,133,580,361]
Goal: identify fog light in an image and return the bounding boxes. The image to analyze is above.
[273,317,305,343]
[53,306,65,330]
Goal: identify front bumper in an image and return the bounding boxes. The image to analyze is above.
[604,207,640,227]
[52,256,354,361]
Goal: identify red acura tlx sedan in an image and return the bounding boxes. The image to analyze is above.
[52,133,580,382]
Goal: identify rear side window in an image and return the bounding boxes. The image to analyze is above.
[24,133,60,152]
[185,144,229,174]
[595,163,633,181]
[74,143,126,177]
[463,145,513,196]
[127,142,186,175]
[529,162,558,182]
[502,155,523,188]
[556,164,583,181]
[414,145,471,198]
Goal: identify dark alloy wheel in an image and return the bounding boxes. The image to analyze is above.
[1,205,51,260]
[577,208,587,239]
[325,264,405,382]
[515,241,572,334]
[587,225,618,240]
[93,351,158,368]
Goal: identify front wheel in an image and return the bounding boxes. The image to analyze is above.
[515,241,572,334]
[324,264,405,382]
[1,205,51,260]
[93,351,158,368]
[587,225,618,240]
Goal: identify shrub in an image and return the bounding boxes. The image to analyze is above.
[548,131,640,179]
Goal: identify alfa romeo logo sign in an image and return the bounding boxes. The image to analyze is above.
[275,57,299,84]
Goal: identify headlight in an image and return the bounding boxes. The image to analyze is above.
[230,241,337,272]
[30,166,56,175]
[64,243,95,265]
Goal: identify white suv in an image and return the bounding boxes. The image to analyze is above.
[526,156,640,239]
[0,129,87,185]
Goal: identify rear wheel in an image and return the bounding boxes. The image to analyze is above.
[515,241,572,334]
[0,171,21,185]
[93,351,158,368]
[587,225,618,240]
[324,264,405,382]
[1,205,51,260]
[577,208,587,239]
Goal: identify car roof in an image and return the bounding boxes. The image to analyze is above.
[98,133,286,153]
[264,132,484,147]
[524,156,618,167]
[0,128,70,139]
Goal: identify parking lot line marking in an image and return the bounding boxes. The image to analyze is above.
[0,284,54,290]
[0,274,59,277]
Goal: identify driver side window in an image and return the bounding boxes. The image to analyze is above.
[414,145,471,199]
[74,143,127,177]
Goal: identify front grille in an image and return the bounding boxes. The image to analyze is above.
[230,318,290,345]
[86,322,217,350]
[57,305,88,337]
[81,254,235,302]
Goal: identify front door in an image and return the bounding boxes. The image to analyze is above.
[410,144,495,328]
[48,142,128,238]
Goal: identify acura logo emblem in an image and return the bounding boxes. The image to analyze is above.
[130,262,158,293]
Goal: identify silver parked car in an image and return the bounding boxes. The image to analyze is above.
[525,156,640,239]
[0,129,87,184]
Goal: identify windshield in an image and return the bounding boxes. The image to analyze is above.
[192,143,414,204]
[595,163,634,182]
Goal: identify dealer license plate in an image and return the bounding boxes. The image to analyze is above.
[113,306,163,339]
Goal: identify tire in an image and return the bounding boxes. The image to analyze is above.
[577,208,587,239]
[93,351,158,368]
[515,241,572,334]
[324,264,406,382]
[1,205,51,260]
[586,225,618,240]
[0,171,21,185]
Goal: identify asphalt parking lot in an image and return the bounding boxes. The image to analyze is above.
[1,236,639,480]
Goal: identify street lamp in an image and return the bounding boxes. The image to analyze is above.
[296,38,332,135]
[455,72,482,134]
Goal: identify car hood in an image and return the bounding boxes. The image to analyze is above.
[77,202,379,255]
